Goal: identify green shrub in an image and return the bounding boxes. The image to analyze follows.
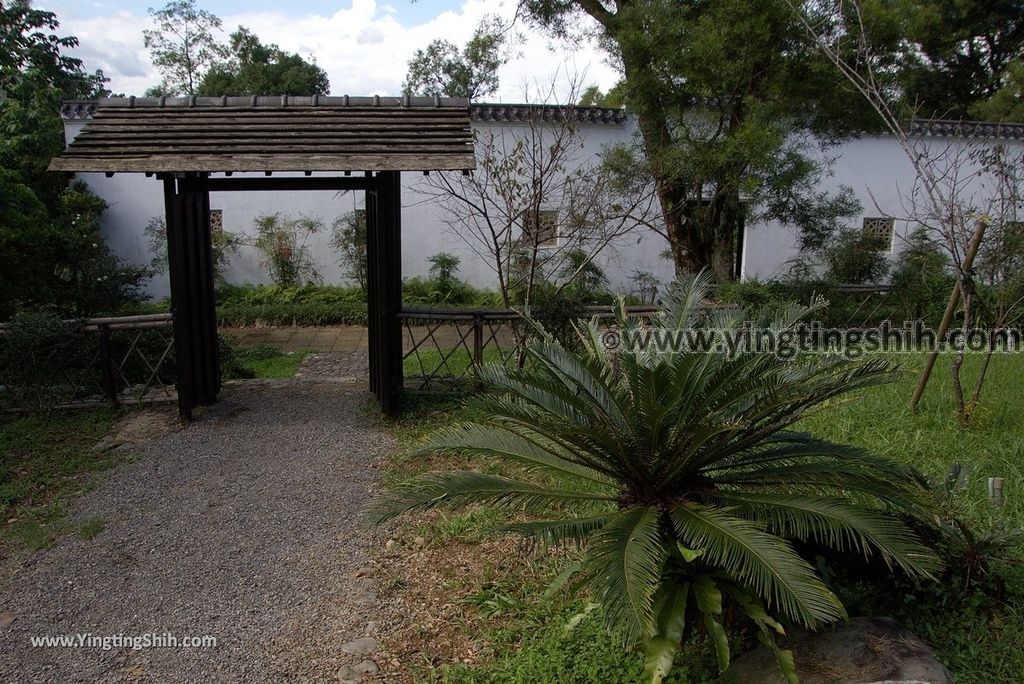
[218,335,256,380]
[0,180,151,320]
[217,301,369,327]
[712,280,788,310]
[0,312,89,410]
[217,283,365,308]
[889,230,956,325]
[251,213,323,287]
[376,273,939,683]
[330,210,368,292]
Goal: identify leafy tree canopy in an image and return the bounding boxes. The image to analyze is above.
[970,59,1024,122]
[579,82,626,108]
[143,0,227,96]
[522,0,874,281]
[198,27,329,96]
[893,0,1024,120]
[403,17,507,99]
[1,1,146,319]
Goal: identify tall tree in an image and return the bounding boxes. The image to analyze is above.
[198,27,329,96]
[1,2,147,318]
[895,0,1024,120]
[521,0,867,281]
[403,18,507,99]
[579,81,626,108]
[143,0,227,96]
[971,59,1024,122]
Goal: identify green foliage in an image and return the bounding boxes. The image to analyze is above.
[330,211,368,292]
[631,271,662,305]
[216,283,368,326]
[817,229,892,285]
[376,272,940,682]
[198,26,328,96]
[893,0,1024,121]
[218,302,368,327]
[403,276,502,308]
[250,213,322,287]
[217,283,365,307]
[1,179,150,319]
[1,3,145,320]
[429,253,463,292]
[218,334,256,380]
[219,338,303,379]
[889,230,955,323]
[518,283,592,350]
[971,59,1024,123]
[0,312,87,410]
[433,599,716,683]
[143,0,227,96]
[398,352,1024,681]
[794,352,1024,683]
[403,17,507,98]
[144,215,242,282]
[579,82,627,109]
[559,249,610,295]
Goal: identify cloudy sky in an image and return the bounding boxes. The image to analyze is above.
[38,0,619,102]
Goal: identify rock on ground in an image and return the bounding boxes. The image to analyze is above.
[0,381,392,683]
[724,616,952,684]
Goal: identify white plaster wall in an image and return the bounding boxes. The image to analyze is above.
[740,134,1024,280]
[67,116,1022,299]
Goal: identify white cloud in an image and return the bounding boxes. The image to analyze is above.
[56,0,620,102]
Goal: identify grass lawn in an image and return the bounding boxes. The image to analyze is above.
[0,409,122,553]
[228,344,307,379]
[245,351,306,378]
[403,347,507,380]
[385,350,1024,683]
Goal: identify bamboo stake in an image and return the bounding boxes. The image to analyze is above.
[909,220,987,410]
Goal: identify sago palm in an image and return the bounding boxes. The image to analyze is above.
[374,273,939,683]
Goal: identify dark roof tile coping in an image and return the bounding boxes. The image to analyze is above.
[58,99,1024,139]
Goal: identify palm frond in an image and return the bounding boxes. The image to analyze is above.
[500,513,617,548]
[705,491,941,578]
[585,506,668,646]
[671,503,845,628]
[415,422,615,486]
[661,268,714,331]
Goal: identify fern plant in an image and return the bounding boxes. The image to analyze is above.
[374,273,940,683]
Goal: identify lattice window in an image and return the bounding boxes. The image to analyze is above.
[862,217,895,252]
[209,209,224,233]
[520,209,559,247]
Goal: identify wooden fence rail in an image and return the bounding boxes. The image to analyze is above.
[398,305,659,391]
[0,313,177,412]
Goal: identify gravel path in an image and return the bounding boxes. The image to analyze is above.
[0,381,393,683]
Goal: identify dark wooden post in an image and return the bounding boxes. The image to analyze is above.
[365,171,403,415]
[97,323,119,407]
[365,174,380,397]
[163,174,220,419]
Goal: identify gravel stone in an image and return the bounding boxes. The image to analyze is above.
[340,636,379,656]
[0,382,392,683]
[337,658,378,682]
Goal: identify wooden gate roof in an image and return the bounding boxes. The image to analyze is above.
[49,95,476,174]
